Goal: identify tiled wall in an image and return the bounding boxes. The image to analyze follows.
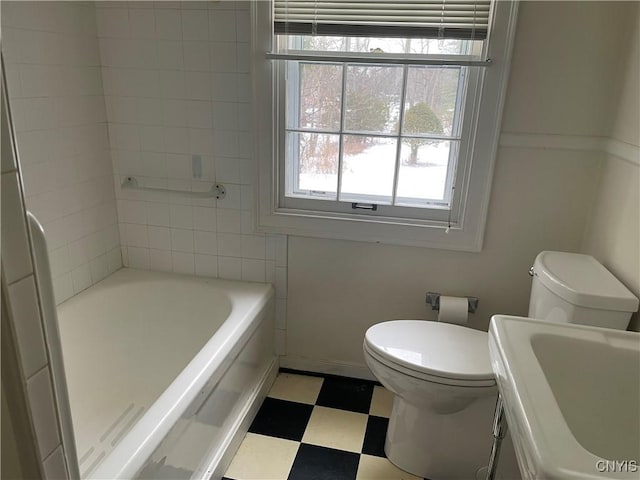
[2,0,288,345]
[2,67,70,479]
[96,1,288,351]
[2,1,122,305]
[1,4,288,477]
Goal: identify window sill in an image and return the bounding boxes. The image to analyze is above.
[256,205,487,251]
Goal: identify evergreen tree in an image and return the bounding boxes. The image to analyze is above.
[402,102,443,165]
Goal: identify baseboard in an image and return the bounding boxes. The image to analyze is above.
[279,356,377,382]
[205,356,279,480]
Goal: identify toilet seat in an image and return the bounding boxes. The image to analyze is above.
[364,343,495,388]
[364,320,495,387]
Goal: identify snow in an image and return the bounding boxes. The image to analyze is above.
[298,142,451,204]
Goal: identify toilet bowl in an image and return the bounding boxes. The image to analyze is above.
[363,320,498,479]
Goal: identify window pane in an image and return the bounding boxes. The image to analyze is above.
[396,140,456,204]
[294,35,348,52]
[344,65,403,134]
[283,35,482,56]
[287,132,339,199]
[291,63,342,131]
[403,67,462,137]
[339,135,397,203]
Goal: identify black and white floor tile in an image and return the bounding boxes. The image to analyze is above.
[224,370,424,480]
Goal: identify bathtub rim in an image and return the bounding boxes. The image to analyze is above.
[84,269,274,479]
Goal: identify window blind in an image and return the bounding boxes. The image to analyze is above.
[274,0,492,40]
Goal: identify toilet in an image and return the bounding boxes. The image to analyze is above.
[363,251,639,480]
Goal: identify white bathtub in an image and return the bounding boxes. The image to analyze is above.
[56,268,277,479]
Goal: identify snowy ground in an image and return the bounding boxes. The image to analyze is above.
[298,142,452,203]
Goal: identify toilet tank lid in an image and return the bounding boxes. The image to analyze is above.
[533,251,639,312]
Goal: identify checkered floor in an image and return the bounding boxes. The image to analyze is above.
[223,370,425,480]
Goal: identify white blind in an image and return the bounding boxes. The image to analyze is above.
[274,0,492,40]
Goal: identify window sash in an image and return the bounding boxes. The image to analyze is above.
[286,133,461,204]
[276,57,482,224]
[267,51,491,67]
[274,0,492,40]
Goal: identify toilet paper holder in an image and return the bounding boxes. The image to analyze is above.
[425,292,479,313]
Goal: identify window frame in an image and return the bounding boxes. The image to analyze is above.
[281,61,472,218]
[252,0,519,251]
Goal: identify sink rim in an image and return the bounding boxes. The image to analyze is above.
[489,315,640,480]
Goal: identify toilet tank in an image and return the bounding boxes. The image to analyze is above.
[528,251,639,330]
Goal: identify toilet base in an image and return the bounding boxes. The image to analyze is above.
[384,394,497,480]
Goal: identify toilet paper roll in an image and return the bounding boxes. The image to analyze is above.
[438,296,469,325]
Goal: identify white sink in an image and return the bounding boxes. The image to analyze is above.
[489,315,640,480]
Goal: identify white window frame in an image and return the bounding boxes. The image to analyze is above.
[252,1,519,251]
[280,60,471,221]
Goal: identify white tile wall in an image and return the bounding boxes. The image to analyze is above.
[7,277,48,378]
[2,92,70,478]
[98,1,289,329]
[1,180,70,478]
[5,15,289,445]
[2,1,122,305]
[43,446,69,480]
[27,367,61,460]
[0,172,33,283]
[1,95,17,173]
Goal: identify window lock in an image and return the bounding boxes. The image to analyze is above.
[351,202,378,211]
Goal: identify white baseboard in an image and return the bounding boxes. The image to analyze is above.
[280,356,377,382]
[206,356,279,480]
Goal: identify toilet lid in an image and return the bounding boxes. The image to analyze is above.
[364,320,494,383]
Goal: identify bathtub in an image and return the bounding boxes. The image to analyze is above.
[56,268,277,479]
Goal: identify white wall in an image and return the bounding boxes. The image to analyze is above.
[2,1,121,305]
[283,1,634,374]
[95,1,287,343]
[286,149,601,371]
[2,58,70,479]
[582,2,640,331]
[501,1,628,137]
[2,2,635,380]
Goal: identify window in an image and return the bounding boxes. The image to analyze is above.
[253,1,519,251]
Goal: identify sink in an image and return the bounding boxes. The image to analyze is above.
[489,315,640,480]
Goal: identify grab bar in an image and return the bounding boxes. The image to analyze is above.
[121,176,226,199]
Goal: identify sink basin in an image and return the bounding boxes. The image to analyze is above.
[489,315,640,480]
